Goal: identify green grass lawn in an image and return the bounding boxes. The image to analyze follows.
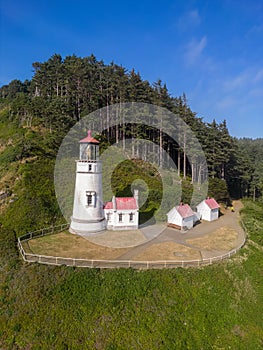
[0,200,263,349]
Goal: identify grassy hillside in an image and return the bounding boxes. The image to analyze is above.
[1,106,263,349]
[1,197,263,349]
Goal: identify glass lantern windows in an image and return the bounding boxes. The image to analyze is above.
[80,143,99,161]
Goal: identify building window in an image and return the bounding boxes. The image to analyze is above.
[129,213,134,222]
[118,213,123,222]
[106,213,111,221]
[88,164,92,171]
[87,194,92,205]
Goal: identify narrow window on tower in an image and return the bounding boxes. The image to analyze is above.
[118,213,123,222]
[129,212,134,222]
[86,191,96,207]
[87,194,92,206]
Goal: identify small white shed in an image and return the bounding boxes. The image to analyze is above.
[196,198,220,221]
[167,203,195,230]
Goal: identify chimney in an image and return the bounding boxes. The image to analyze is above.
[133,189,139,207]
[112,196,116,211]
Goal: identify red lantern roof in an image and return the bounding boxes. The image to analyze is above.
[79,130,100,144]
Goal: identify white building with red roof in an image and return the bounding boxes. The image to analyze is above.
[196,198,220,221]
[104,191,139,230]
[167,203,195,230]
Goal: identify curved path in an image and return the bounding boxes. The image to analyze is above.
[113,201,245,261]
[23,201,246,266]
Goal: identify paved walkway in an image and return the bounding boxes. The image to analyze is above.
[115,200,245,261]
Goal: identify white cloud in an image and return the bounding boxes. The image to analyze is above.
[184,36,207,65]
[224,71,250,90]
[187,10,201,26]
[248,88,263,98]
[247,24,263,36]
[176,9,201,31]
[224,67,263,92]
[253,69,263,83]
[217,96,237,110]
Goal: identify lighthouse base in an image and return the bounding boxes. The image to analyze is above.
[69,217,107,235]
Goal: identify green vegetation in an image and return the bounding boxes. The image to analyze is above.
[0,200,262,349]
[240,200,263,246]
[1,54,263,349]
[1,53,263,202]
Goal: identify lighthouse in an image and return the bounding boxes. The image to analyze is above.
[69,130,106,234]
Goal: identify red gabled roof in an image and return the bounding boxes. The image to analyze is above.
[205,198,220,210]
[104,201,113,209]
[79,130,100,144]
[116,197,138,210]
[175,204,194,218]
[104,197,138,210]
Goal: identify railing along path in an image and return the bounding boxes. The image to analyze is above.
[18,223,246,269]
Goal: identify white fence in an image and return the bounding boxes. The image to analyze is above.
[18,222,247,269]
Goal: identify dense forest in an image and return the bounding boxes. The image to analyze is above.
[0,54,263,349]
[0,53,262,202]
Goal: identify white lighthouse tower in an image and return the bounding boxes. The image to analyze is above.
[69,130,106,234]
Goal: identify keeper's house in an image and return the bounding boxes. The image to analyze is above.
[196,198,220,221]
[104,191,139,230]
[167,203,195,230]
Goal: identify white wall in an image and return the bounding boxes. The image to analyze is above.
[210,208,219,221]
[167,208,183,227]
[196,201,219,221]
[70,160,106,234]
[105,209,139,230]
[182,216,194,229]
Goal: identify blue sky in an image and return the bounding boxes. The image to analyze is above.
[0,0,262,138]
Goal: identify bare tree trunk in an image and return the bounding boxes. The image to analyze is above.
[116,107,119,144]
[221,164,225,179]
[167,141,170,168]
[77,78,81,121]
[197,164,202,188]
[191,163,194,184]
[177,149,181,177]
[132,133,135,158]
[183,133,186,179]
[122,112,125,150]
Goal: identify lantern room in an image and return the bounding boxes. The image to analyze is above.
[79,130,100,161]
